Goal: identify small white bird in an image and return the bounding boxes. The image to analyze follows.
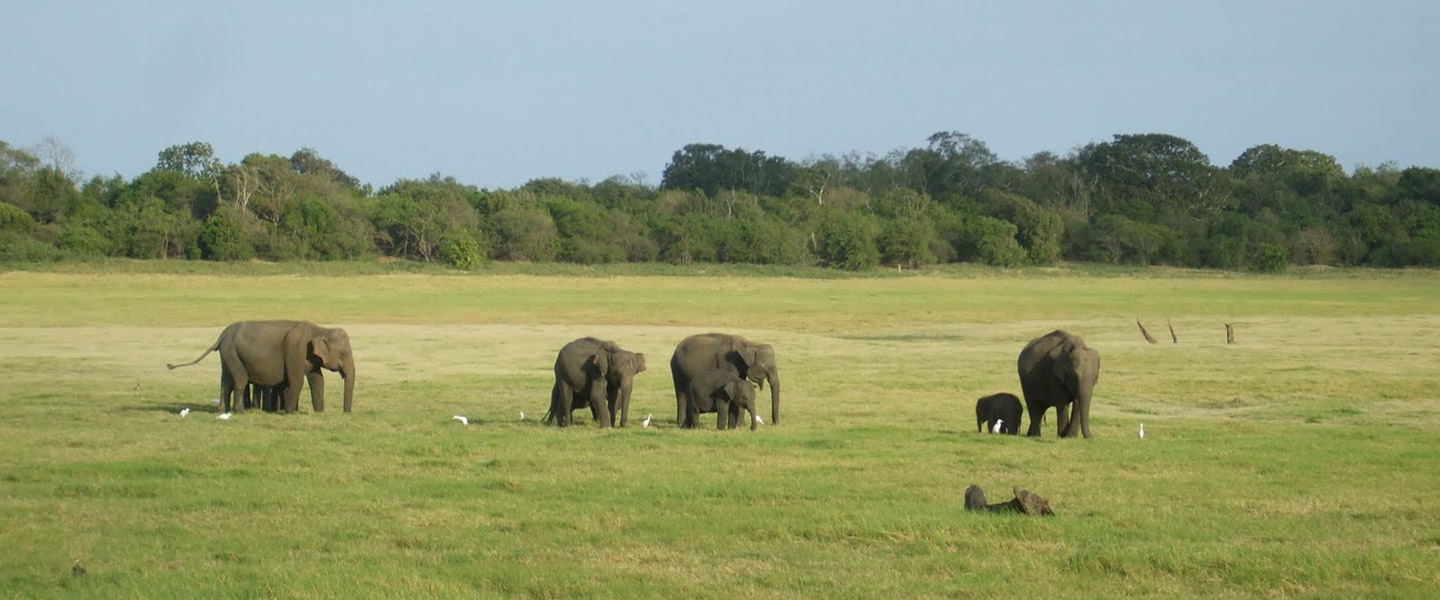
[216,412,232,420]
[518,411,525,420]
[992,418,1004,434]
[453,415,469,425]
[1139,423,1146,439]
[179,408,190,418]
[754,414,764,425]
[642,414,652,428]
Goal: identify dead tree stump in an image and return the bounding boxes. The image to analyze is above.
[1136,319,1158,344]
[963,485,1054,516]
[1225,323,1235,344]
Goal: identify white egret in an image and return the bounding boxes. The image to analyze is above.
[992,419,1003,434]
[216,412,232,420]
[453,415,469,425]
[754,414,764,425]
[642,414,652,428]
[1139,423,1146,439]
[179,408,190,418]
[518,411,525,420]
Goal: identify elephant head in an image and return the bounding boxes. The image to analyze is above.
[597,349,646,397]
[715,378,758,430]
[734,343,780,425]
[307,328,356,413]
[1052,342,1098,438]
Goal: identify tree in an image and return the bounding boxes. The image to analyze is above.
[1078,134,1230,220]
[660,143,796,197]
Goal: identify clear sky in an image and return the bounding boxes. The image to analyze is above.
[4,1,1438,188]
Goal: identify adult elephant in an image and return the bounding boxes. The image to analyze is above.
[168,321,356,414]
[670,333,780,427]
[1017,330,1099,439]
[545,337,646,428]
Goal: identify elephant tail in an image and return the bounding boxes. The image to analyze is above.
[167,340,219,370]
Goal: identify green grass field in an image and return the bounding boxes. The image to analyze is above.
[1,263,1438,598]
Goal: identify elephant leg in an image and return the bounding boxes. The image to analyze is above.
[1057,402,1074,438]
[308,372,325,412]
[554,380,573,427]
[1076,397,1093,439]
[1024,405,1045,437]
[589,379,611,428]
[282,379,303,414]
[673,376,688,427]
[223,363,249,413]
[715,400,729,430]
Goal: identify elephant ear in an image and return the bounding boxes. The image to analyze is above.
[310,338,331,365]
[736,346,760,371]
[634,353,647,374]
[721,380,738,402]
[589,353,609,377]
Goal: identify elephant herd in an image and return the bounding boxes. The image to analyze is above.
[167,321,1098,438]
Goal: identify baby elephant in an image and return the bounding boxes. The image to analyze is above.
[686,372,759,431]
[976,392,1022,435]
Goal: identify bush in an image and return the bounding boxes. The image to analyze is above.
[58,224,112,257]
[439,234,484,269]
[199,212,253,261]
[878,216,939,268]
[956,215,1024,267]
[0,232,62,262]
[1248,242,1289,273]
[489,206,558,262]
[817,211,879,270]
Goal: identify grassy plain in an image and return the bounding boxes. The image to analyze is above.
[0,262,1437,598]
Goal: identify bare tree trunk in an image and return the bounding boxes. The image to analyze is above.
[1137,319,1157,344]
[1226,324,1235,344]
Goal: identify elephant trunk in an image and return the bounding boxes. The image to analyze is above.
[765,371,780,425]
[341,355,356,413]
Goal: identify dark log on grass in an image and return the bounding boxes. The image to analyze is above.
[963,485,1054,516]
[1226,323,1235,344]
[1136,319,1158,344]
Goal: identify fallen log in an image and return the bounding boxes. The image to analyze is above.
[963,485,1055,516]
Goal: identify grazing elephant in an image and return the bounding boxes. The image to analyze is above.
[545,337,646,428]
[976,392,1022,435]
[686,372,759,431]
[168,321,356,414]
[670,333,780,427]
[1017,330,1099,439]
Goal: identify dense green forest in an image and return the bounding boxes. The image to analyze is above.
[3,132,1439,271]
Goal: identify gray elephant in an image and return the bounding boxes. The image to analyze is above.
[246,382,286,412]
[670,333,780,428]
[686,371,758,431]
[545,337,646,428]
[168,320,356,414]
[1017,330,1099,439]
[976,392,1022,435]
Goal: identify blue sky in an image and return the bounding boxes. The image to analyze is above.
[4,1,1438,188]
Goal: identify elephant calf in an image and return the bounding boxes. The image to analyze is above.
[685,372,759,431]
[976,392,1022,435]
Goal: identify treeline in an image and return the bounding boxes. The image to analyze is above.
[3,132,1439,271]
